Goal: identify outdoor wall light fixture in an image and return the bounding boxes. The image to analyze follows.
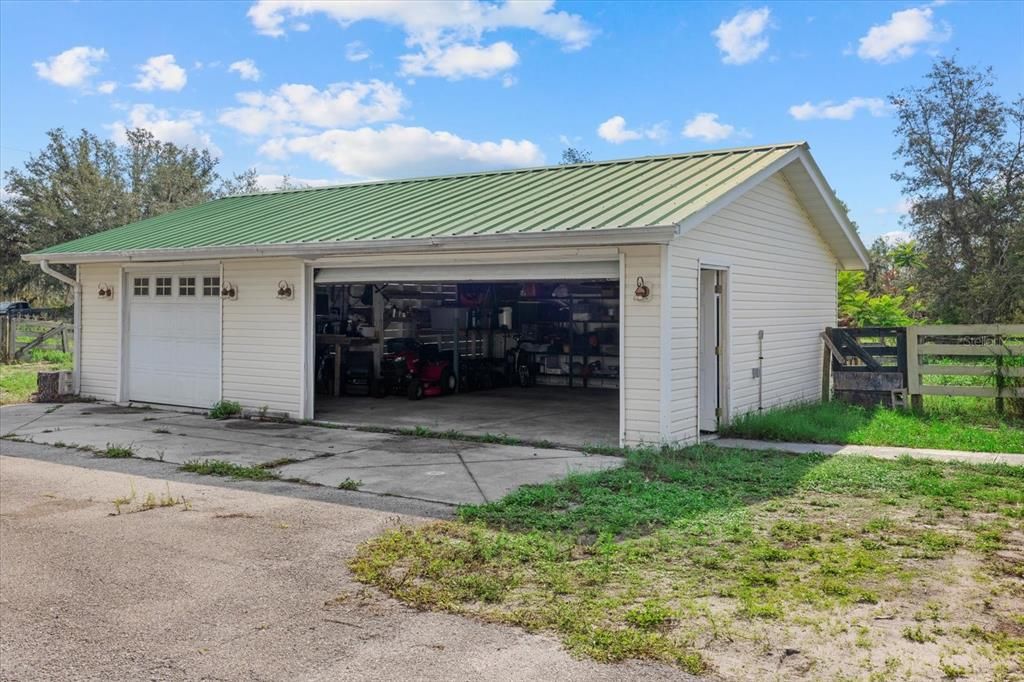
[634,276,651,301]
[97,283,113,299]
[221,281,237,300]
[276,280,294,300]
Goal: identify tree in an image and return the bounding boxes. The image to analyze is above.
[890,57,1024,323]
[864,237,923,306]
[2,128,252,301]
[219,168,261,197]
[838,271,914,327]
[2,129,125,300]
[560,147,592,165]
[121,128,219,220]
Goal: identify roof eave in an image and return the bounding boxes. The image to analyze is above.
[22,224,680,265]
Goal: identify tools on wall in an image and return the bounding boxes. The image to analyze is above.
[314,280,620,399]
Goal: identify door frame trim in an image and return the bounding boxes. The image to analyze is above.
[697,262,731,439]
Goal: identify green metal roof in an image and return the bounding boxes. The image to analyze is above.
[33,143,803,256]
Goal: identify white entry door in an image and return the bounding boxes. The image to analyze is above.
[127,272,221,408]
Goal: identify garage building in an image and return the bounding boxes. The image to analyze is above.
[25,142,868,447]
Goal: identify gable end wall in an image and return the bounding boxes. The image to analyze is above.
[668,171,839,442]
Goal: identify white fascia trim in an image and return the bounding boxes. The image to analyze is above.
[22,226,679,265]
[791,147,871,269]
[674,146,869,270]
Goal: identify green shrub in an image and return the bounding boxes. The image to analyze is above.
[208,400,242,420]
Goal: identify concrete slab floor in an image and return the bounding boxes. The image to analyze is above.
[315,385,619,447]
[1,402,624,507]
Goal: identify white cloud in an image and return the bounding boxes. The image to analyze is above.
[33,46,107,88]
[789,96,889,121]
[260,124,543,180]
[97,81,118,95]
[345,41,371,62]
[228,58,261,81]
[255,174,334,191]
[400,41,518,80]
[247,0,593,79]
[109,104,219,155]
[880,230,912,246]
[712,8,772,65]
[874,199,913,216]
[596,116,666,144]
[133,54,187,91]
[219,80,406,136]
[248,0,593,48]
[857,7,951,63]
[501,74,518,88]
[681,113,736,142]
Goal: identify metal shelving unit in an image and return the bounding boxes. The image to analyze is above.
[525,294,619,389]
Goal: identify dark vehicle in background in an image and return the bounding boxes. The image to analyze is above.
[0,301,31,315]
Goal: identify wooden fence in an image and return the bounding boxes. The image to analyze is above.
[906,324,1024,412]
[0,317,74,363]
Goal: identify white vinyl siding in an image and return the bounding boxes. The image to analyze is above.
[669,171,839,442]
[620,244,663,445]
[667,240,698,443]
[78,264,121,401]
[221,257,304,416]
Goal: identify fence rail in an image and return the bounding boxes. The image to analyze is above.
[0,317,74,363]
[906,324,1024,411]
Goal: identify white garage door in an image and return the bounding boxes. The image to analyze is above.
[127,272,220,408]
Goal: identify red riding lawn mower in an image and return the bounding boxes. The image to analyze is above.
[377,337,458,400]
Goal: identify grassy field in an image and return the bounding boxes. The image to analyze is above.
[352,445,1023,680]
[722,398,1024,453]
[0,351,72,405]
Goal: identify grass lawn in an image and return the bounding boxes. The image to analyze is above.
[352,445,1023,680]
[0,351,72,405]
[721,398,1024,454]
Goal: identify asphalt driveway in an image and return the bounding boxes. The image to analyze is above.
[0,454,679,681]
[1,403,622,506]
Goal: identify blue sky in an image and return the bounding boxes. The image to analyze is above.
[1,1,1021,243]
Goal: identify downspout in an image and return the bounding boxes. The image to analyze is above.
[39,260,81,394]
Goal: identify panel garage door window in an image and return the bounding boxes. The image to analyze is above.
[127,272,220,407]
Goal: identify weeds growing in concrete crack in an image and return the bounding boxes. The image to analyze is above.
[337,477,362,491]
[98,443,134,458]
[259,457,297,469]
[180,459,278,480]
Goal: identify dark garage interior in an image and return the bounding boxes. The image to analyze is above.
[313,278,621,446]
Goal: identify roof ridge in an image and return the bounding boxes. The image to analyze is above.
[229,141,808,199]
